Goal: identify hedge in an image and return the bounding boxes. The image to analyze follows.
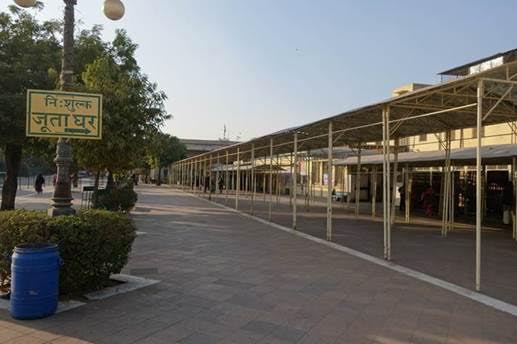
[93,180,138,212]
[0,209,136,295]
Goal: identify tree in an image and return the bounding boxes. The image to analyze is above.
[0,5,165,207]
[147,132,186,184]
[0,6,61,209]
[73,30,171,186]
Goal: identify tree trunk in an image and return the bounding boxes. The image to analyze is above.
[157,167,162,185]
[1,144,22,210]
[106,170,115,190]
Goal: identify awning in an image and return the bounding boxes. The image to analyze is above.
[335,144,517,167]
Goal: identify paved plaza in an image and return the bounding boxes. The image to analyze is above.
[0,185,516,343]
[206,190,517,306]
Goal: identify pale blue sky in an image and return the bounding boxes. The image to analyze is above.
[4,0,516,140]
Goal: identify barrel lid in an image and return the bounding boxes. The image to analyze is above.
[14,243,58,254]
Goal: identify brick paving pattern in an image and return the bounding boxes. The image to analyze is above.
[0,185,516,343]
[208,190,517,306]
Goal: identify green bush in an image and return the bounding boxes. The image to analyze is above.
[0,209,136,295]
[93,181,138,212]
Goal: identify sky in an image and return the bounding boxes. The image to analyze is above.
[3,0,517,141]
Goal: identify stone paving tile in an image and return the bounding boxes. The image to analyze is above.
[135,323,195,344]
[269,325,306,342]
[226,293,275,312]
[177,332,222,344]
[211,192,517,307]
[241,320,282,335]
[0,328,25,343]
[3,335,49,344]
[1,186,516,344]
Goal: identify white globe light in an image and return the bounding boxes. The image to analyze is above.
[14,0,37,8]
[103,0,125,21]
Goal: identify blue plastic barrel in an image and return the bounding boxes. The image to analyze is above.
[10,243,61,320]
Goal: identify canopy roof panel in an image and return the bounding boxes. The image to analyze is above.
[335,144,517,168]
[176,60,517,165]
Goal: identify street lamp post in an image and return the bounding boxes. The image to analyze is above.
[14,0,125,216]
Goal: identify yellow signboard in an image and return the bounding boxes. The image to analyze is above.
[26,89,102,140]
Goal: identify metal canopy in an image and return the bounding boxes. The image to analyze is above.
[172,57,517,293]
[175,61,517,165]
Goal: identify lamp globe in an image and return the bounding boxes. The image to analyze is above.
[14,0,37,8]
[103,0,125,21]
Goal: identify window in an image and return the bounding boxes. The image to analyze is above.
[419,134,427,142]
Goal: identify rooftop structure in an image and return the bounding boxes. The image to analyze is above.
[180,138,240,157]
[439,48,517,76]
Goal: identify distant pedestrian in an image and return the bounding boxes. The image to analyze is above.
[218,177,224,193]
[502,180,513,224]
[399,184,405,212]
[421,185,434,217]
[71,173,79,188]
[204,175,209,192]
[34,174,45,195]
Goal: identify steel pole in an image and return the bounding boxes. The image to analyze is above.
[236,148,240,210]
[225,151,229,203]
[355,145,361,216]
[49,0,77,216]
[269,139,273,221]
[292,133,298,229]
[326,122,333,240]
[251,144,255,215]
[475,80,483,291]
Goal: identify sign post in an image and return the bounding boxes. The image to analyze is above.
[26,89,102,140]
[26,89,103,216]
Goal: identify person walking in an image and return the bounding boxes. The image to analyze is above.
[421,185,434,217]
[34,174,45,195]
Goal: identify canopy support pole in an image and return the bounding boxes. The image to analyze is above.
[209,156,212,200]
[251,144,255,215]
[475,79,483,291]
[216,153,220,197]
[190,161,194,190]
[304,154,309,211]
[180,162,184,188]
[245,167,249,197]
[383,105,392,260]
[346,166,351,209]
[225,151,229,204]
[371,166,377,218]
[293,133,298,229]
[326,121,333,241]
[405,167,412,223]
[355,145,362,217]
[513,156,517,241]
[236,148,240,210]
[193,160,197,193]
[289,152,293,207]
[341,165,346,209]
[276,153,280,205]
[203,158,207,197]
[263,155,267,203]
[391,138,399,225]
[450,166,455,232]
[269,139,273,221]
[307,151,312,212]
[442,130,451,237]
